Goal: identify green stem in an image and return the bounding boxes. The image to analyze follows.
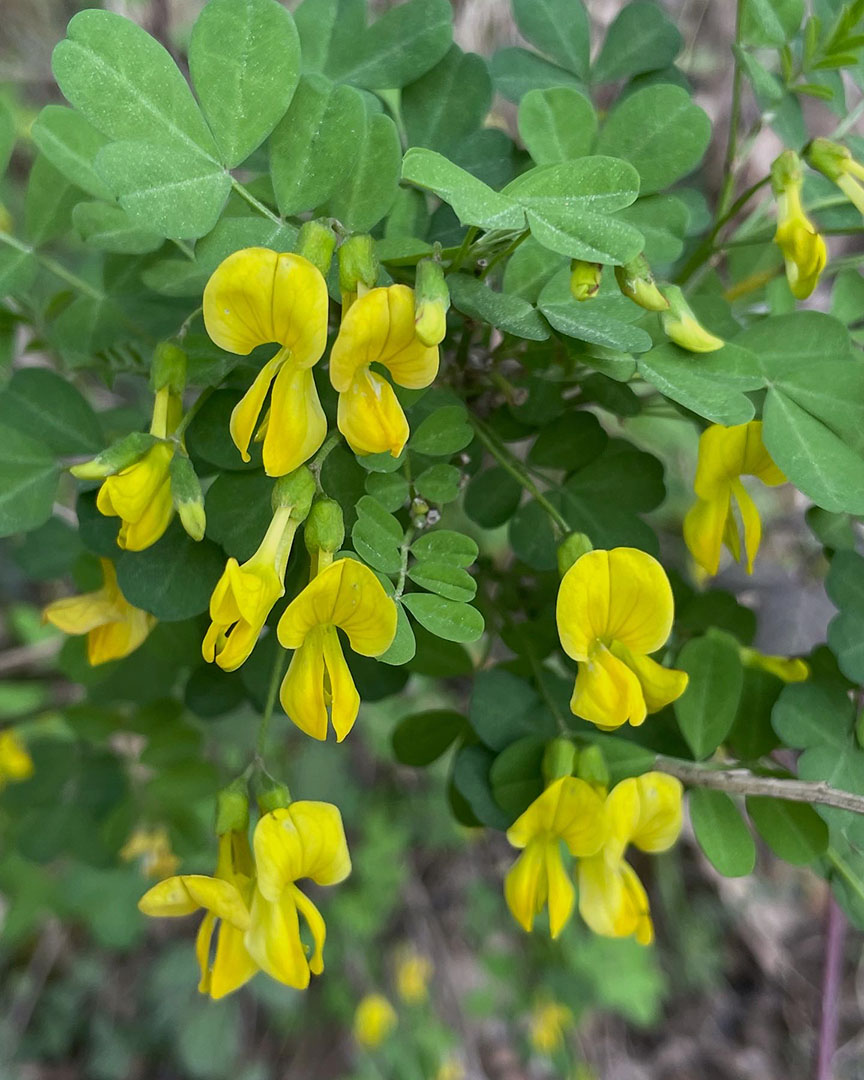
[0,230,104,301]
[471,416,569,536]
[480,229,530,279]
[172,239,196,261]
[257,645,289,758]
[230,178,283,227]
[173,386,214,439]
[394,526,415,600]
[827,847,864,907]
[717,0,747,219]
[676,175,770,285]
[309,430,342,492]
[448,226,479,274]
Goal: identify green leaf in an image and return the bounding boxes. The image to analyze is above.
[189,0,300,168]
[742,0,804,47]
[270,76,364,218]
[352,495,403,575]
[502,236,567,303]
[403,45,491,155]
[204,471,274,561]
[564,438,665,513]
[503,157,643,264]
[490,736,546,817]
[408,560,476,602]
[116,522,225,620]
[690,789,756,877]
[588,735,657,784]
[411,529,478,567]
[746,796,829,865]
[512,0,590,78]
[826,551,864,682]
[186,389,262,471]
[141,258,209,297]
[596,85,711,195]
[95,141,231,240]
[617,195,690,264]
[25,154,82,246]
[72,202,163,254]
[377,602,416,666]
[509,499,557,570]
[325,110,401,232]
[674,632,744,759]
[538,269,653,353]
[0,247,38,299]
[325,0,452,89]
[464,466,523,529]
[409,404,474,456]
[402,592,484,644]
[365,471,409,512]
[401,148,526,231]
[528,410,608,471]
[447,274,549,341]
[592,2,683,84]
[52,9,218,157]
[517,87,597,166]
[195,216,298,275]
[637,342,763,426]
[0,368,102,456]
[31,105,113,201]
[391,709,467,766]
[491,47,585,104]
[0,426,61,538]
[452,744,511,829]
[469,668,554,751]
[413,463,460,505]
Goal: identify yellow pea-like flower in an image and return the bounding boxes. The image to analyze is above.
[772,151,827,300]
[96,440,175,551]
[394,946,433,1004]
[246,802,351,991]
[530,1001,573,1055]
[504,776,607,939]
[556,548,688,731]
[577,772,682,946]
[139,829,258,1000]
[683,420,786,576]
[353,993,398,1049]
[203,247,329,476]
[43,558,156,666]
[0,729,34,790]
[277,558,397,741]
[120,825,180,880]
[329,285,439,457]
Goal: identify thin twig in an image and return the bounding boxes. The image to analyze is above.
[230,179,283,227]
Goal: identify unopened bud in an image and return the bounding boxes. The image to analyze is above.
[576,744,609,789]
[570,260,602,302]
[806,137,864,217]
[542,738,577,784]
[557,532,593,577]
[339,234,379,296]
[170,453,206,541]
[614,254,669,312]
[660,286,724,353]
[70,431,159,480]
[414,258,450,346]
[150,342,187,395]
[304,497,345,555]
[297,219,338,278]
[215,778,249,835]
[257,782,292,814]
[272,466,316,520]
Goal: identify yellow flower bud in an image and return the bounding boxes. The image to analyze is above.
[614,254,669,311]
[569,259,602,301]
[296,218,338,278]
[771,151,827,300]
[170,453,206,542]
[414,257,450,346]
[354,993,397,1048]
[660,286,724,353]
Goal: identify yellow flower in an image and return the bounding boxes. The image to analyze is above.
[394,946,433,1004]
[139,829,258,1000]
[683,421,786,576]
[120,825,180,879]
[0,730,34,790]
[245,802,351,990]
[43,558,156,666]
[660,286,724,353]
[772,151,827,300]
[578,772,682,946]
[740,647,809,683]
[556,548,688,731]
[329,285,439,457]
[530,1001,573,1055]
[203,507,298,672]
[277,558,397,741]
[504,776,607,938]
[203,247,329,476]
[353,993,398,1049]
[96,440,175,551]
[434,1056,465,1080]
[807,137,864,218]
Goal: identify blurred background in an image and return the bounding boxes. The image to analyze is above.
[0,2,861,1079]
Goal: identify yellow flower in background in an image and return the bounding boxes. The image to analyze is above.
[96,439,175,551]
[203,508,297,672]
[530,1000,573,1054]
[740,647,809,683]
[578,772,682,946]
[277,558,397,741]
[394,945,433,1004]
[0,730,34,790]
[330,284,439,457]
[120,825,180,880]
[245,802,351,990]
[683,420,786,576]
[139,829,258,1000]
[434,1056,466,1080]
[772,150,827,300]
[504,776,606,938]
[43,558,156,666]
[353,993,397,1049]
[556,548,688,731]
[203,247,329,476]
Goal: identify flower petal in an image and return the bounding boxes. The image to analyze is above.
[506,776,606,858]
[322,627,360,742]
[209,922,259,999]
[43,590,121,636]
[86,608,155,666]
[578,854,654,942]
[683,493,730,576]
[229,350,285,463]
[337,368,410,457]
[263,363,327,476]
[614,646,688,714]
[279,632,329,740]
[504,839,547,933]
[544,840,576,939]
[290,884,326,975]
[254,802,351,901]
[116,477,174,551]
[731,479,762,573]
[138,875,200,917]
[631,772,683,853]
[195,911,216,996]
[245,887,310,989]
[569,643,647,730]
[97,443,173,524]
[183,875,251,930]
